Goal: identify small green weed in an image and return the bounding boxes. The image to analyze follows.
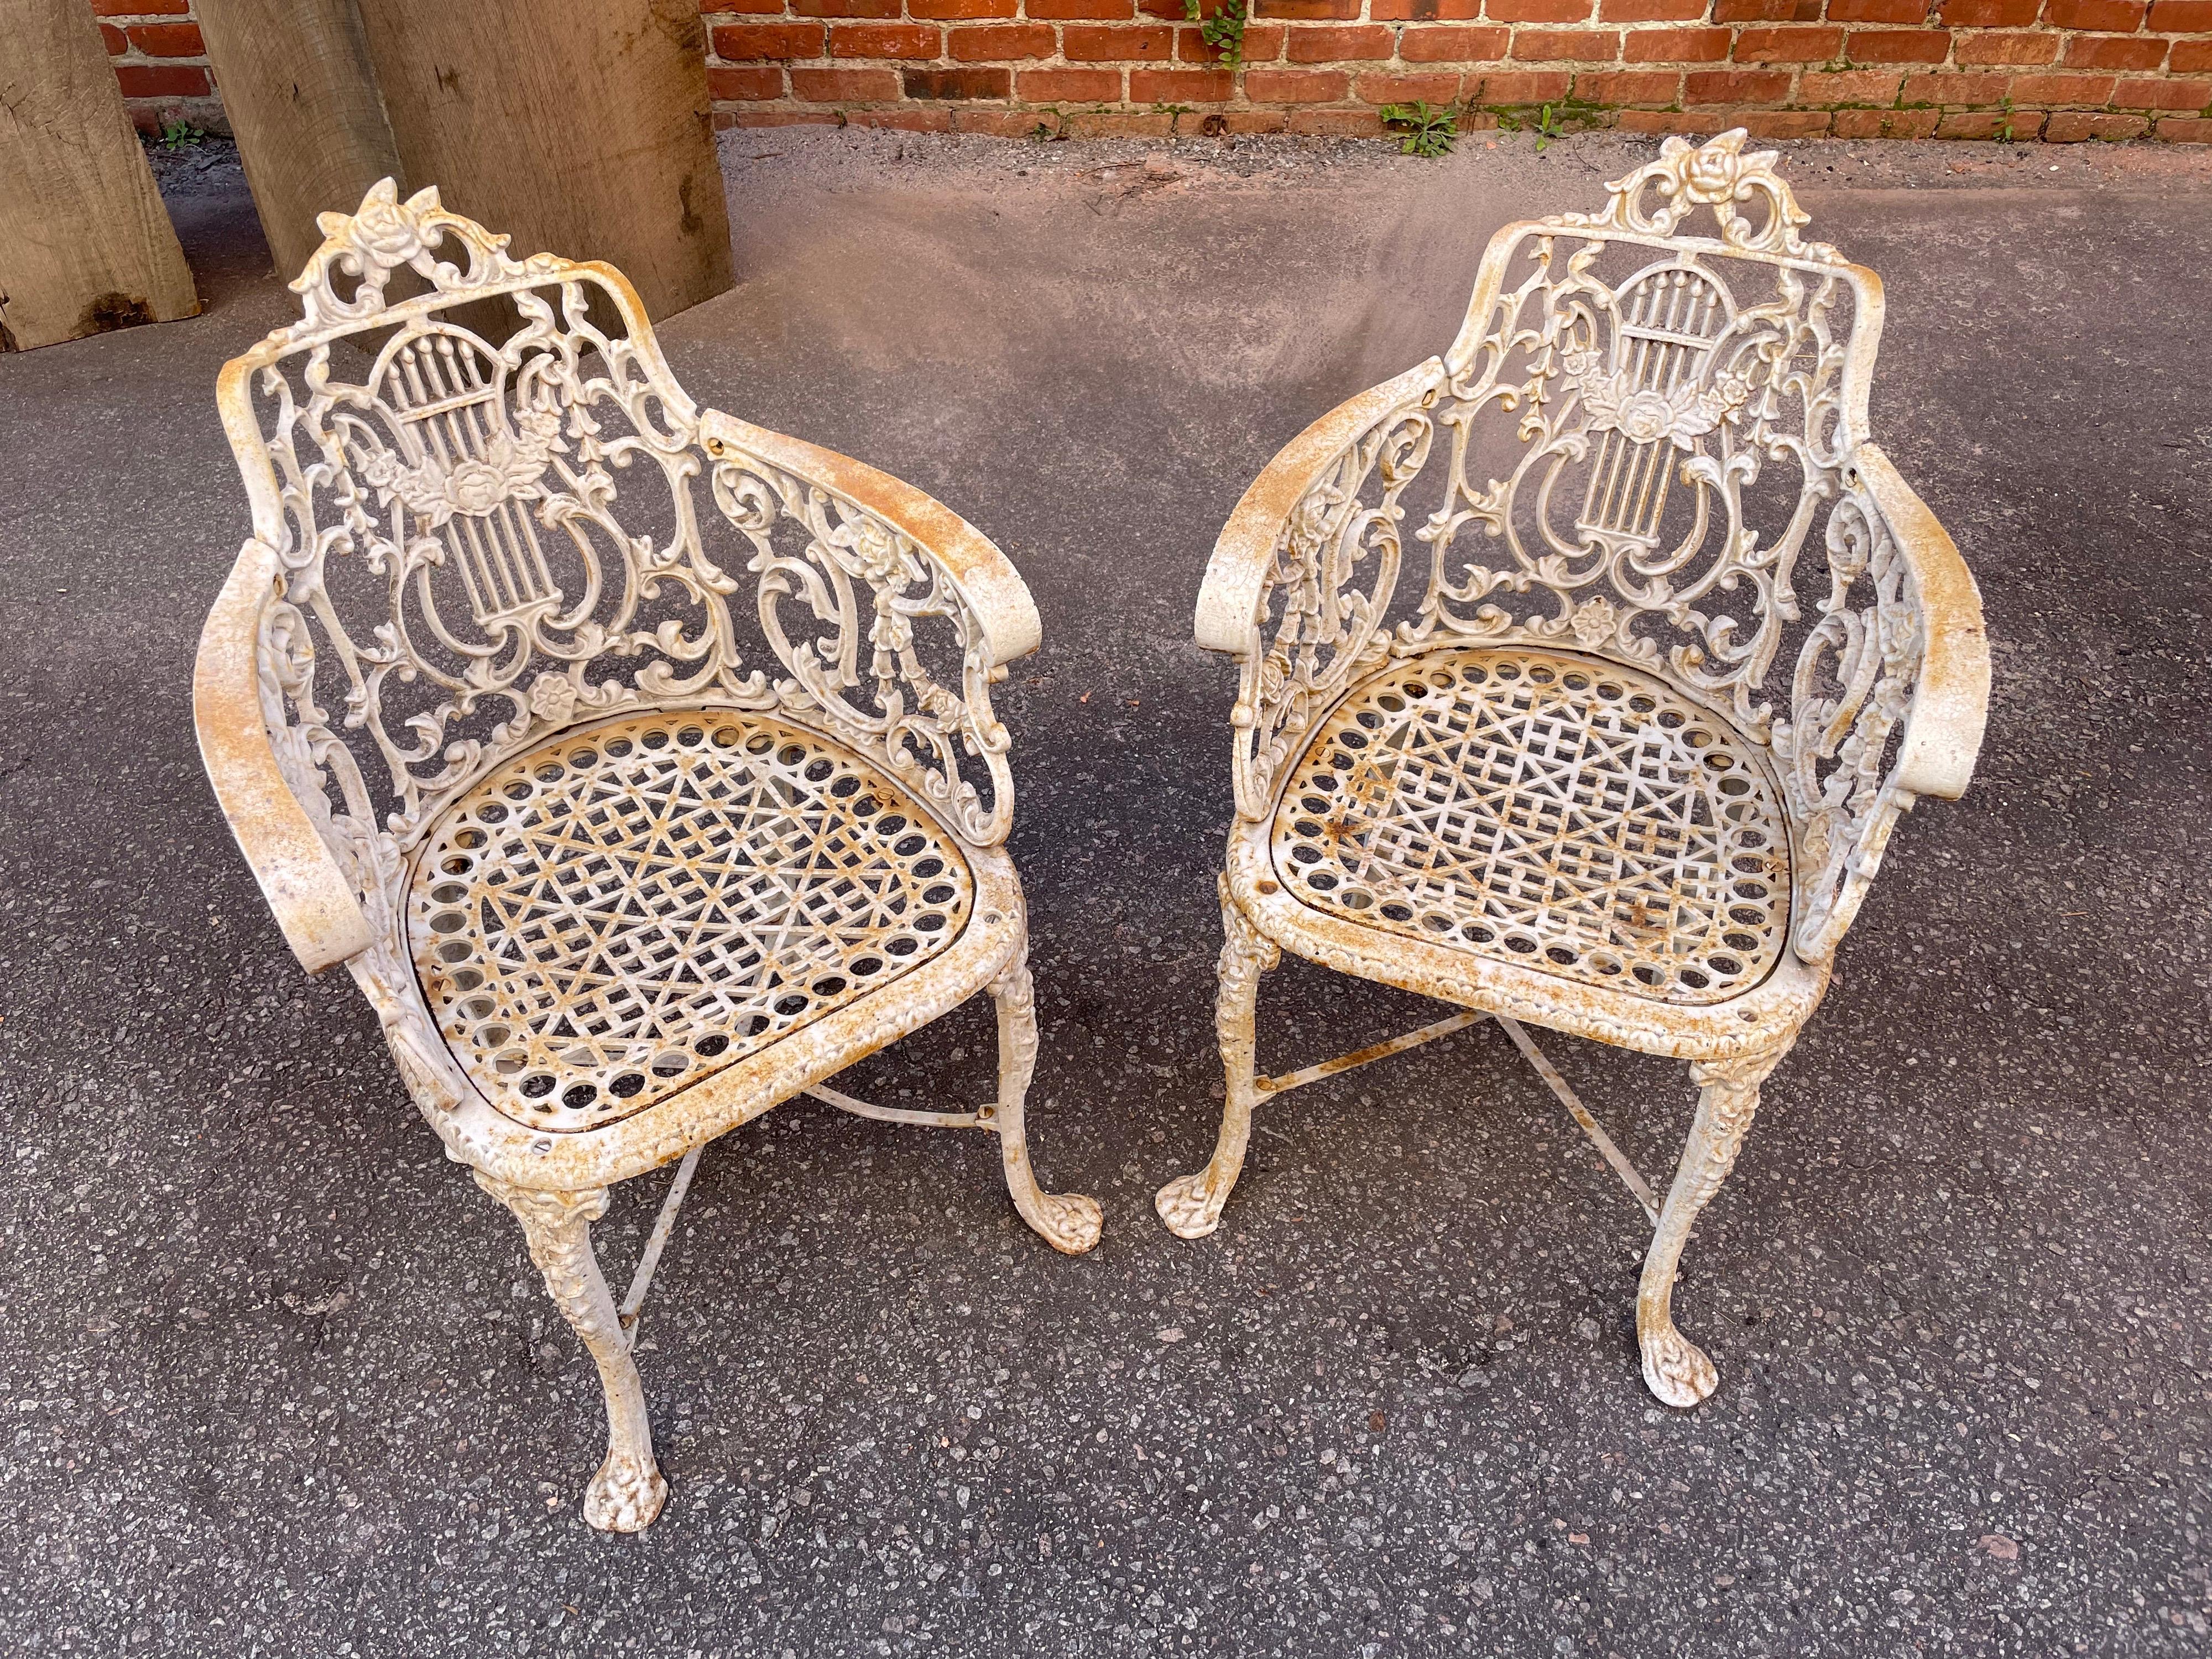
[1494,98,1585,153]
[156,117,205,152]
[1380,101,1458,159]
[1183,0,1250,72]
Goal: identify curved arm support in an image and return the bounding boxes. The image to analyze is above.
[1850,442,1990,802]
[699,410,1041,671]
[1191,359,1448,821]
[1193,358,1448,658]
[1775,445,1991,962]
[193,538,374,974]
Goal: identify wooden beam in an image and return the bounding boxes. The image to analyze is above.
[195,0,405,278]
[0,0,198,351]
[352,0,733,321]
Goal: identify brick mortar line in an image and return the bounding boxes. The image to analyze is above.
[698,17,2212,124]
[699,43,2212,103]
[700,20,2212,66]
[94,2,2212,140]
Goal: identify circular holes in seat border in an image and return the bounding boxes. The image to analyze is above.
[416,708,978,1121]
[1278,645,1786,1003]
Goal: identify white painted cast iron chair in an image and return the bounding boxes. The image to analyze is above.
[1156,133,1990,1407]
[195,183,1101,1532]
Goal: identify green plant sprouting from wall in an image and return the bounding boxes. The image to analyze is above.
[1185,0,1250,73]
[1380,102,1458,158]
[1490,93,1604,152]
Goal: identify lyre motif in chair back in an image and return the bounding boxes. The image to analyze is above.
[220,180,1023,971]
[1217,132,1975,969]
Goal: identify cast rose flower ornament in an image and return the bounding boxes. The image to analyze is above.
[1562,348,1752,451]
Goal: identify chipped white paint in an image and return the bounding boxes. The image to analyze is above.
[194,181,1098,1532]
[1161,133,1990,1410]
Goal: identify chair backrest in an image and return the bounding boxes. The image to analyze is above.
[1421,130,1877,733]
[1215,133,1986,964]
[207,181,1026,967]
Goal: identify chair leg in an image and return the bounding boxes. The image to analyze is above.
[476,1173,669,1532]
[1636,1048,1786,1408]
[1155,889,1279,1240]
[988,944,1103,1255]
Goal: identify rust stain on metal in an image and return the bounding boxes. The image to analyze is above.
[1255,1011,1484,1097]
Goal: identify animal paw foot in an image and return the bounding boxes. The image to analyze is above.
[583,1456,668,1532]
[1154,1171,1224,1240]
[1641,1323,1719,1408]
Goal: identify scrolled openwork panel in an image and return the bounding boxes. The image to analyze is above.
[1411,230,1863,735]
[247,188,754,849]
[1772,482,1928,963]
[1227,140,1876,842]
[707,447,1015,847]
[232,177,1020,971]
[1230,397,1438,820]
[1384,135,1880,747]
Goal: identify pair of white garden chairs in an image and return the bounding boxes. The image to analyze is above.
[196,133,1988,1531]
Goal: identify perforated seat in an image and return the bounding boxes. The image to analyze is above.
[1269,648,1790,1006]
[409,710,973,1134]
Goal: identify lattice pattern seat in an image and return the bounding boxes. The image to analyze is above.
[411,712,973,1133]
[1271,648,1788,1006]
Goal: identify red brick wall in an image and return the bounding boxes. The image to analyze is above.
[103,1,2212,143]
[93,0,225,134]
[702,0,2212,140]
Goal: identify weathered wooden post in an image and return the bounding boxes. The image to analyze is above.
[0,0,199,351]
[194,0,405,278]
[352,0,732,320]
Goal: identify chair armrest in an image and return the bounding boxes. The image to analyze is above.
[1193,357,1450,657]
[697,410,1040,670]
[1850,442,1991,801]
[193,539,374,974]
[1778,446,1991,962]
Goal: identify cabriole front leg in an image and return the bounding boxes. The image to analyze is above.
[476,1173,668,1531]
[1155,889,1280,1240]
[1637,1048,1787,1408]
[989,946,1103,1255]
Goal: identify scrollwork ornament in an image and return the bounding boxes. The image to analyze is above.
[279,178,567,344]
[241,178,1024,893]
[1230,403,1436,819]
[710,453,1015,846]
[1772,485,1926,962]
[1557,131,1843,265]
[1401,159,1856,738]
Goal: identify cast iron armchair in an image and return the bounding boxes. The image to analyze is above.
[195,182,1100,1531]
[1156,133,1990,1408]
